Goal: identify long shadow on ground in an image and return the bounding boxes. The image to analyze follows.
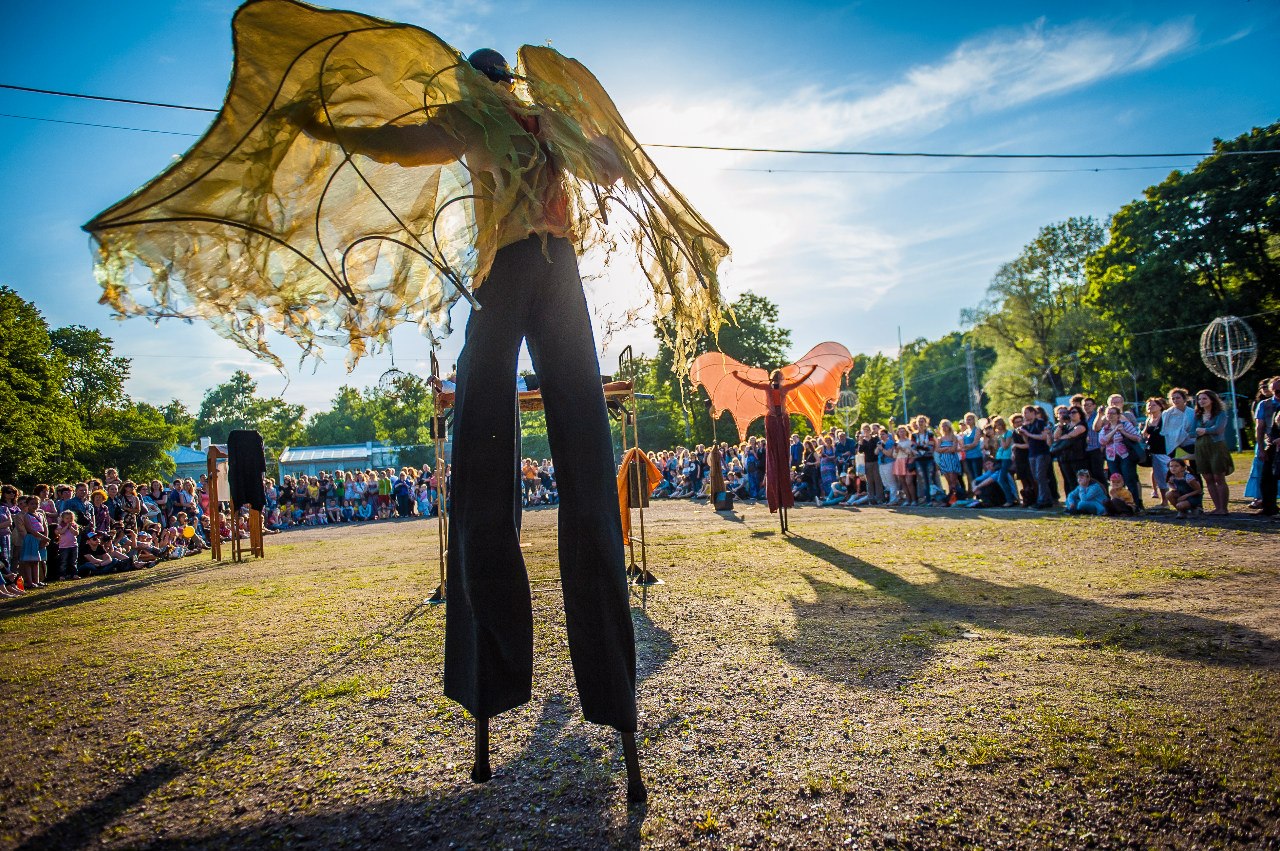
[13,605,674,850]
[0,558,227,618]
[778,534,1279,690]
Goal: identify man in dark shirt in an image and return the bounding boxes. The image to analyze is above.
[1020,404,1056,509]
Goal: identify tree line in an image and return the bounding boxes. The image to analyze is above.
[3,121,1274,486]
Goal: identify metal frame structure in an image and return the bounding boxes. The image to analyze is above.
[426,349,657,606]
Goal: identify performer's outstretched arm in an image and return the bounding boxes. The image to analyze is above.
[299,107,470,167]
[780,365,819,392]
[731,370,771,391]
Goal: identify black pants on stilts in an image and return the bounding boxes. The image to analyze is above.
[443,235,637,733]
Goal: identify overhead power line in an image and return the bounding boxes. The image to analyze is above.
[5,82,1280,160]
[0,111,201,137]
[0,83,218,112]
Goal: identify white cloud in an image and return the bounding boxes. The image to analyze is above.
[600,16,1198,362]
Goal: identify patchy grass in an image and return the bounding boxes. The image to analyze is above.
[0,499,1276,850]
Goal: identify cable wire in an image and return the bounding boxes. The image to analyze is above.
[0,111,201,136]
[6,82,1280,160]
[0,83,218,112]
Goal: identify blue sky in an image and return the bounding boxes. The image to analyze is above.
[2,0,1277,413]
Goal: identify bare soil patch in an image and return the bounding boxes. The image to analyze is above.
[1,497,1277,849]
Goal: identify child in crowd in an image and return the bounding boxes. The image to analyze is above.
[1064,470,1107,515]
[55,510,80,580]
[1163,458,1204,519]
[1105,473,1135,516]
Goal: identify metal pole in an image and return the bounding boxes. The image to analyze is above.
[898,326,909,425]
[965,342,981,415]
[1224,322,1242,451]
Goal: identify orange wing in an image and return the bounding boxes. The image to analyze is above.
[689,351,768,442]
[782,343,856,435]
[689,343,855,442]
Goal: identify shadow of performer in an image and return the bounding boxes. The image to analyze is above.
[777,534,1278,690]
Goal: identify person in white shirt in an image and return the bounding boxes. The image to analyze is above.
[1161,387,1199,466]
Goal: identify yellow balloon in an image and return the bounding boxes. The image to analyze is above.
[182,525,196,539]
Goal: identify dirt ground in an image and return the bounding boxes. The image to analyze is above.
[0,490,1277,849]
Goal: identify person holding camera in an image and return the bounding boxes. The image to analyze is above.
[1019,405,1055,509]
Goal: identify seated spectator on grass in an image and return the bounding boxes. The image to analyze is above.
[959,459,1007,508]
[1064,470,1107,516]
[820,470,851,506]
[1162,458,1204,519]
[1105,473,1135,516]
[80,533,116,575]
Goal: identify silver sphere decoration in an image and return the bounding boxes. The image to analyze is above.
[378,367,408,393]
[1199,315,1257,381]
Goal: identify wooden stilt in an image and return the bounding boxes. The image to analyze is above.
[471,716,491,783]
[621,730,646,804]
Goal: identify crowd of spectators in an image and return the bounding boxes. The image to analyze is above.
[643,378,1280,521]
[263,466,452,529]
[0,469,219,598]
[4,379,1276,599]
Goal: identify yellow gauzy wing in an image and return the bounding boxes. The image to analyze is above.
[85,0,537,368]
[518,45,731,381]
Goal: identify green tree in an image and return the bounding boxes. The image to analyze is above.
[962,217,1110,413]
[305,386,377,446]
[160,399,197,446]
[77,402,178,482]
[854,354,899,427]
[1087,121,1280,394]
[49,325,130,430]
[0,287,86,485]
[194,370,305,463]
[899,332,997,421]
[368,375,433,447]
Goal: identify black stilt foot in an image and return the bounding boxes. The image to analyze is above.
[621,730,646,804]
[471,716,491,783]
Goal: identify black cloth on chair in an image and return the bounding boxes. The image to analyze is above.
[227,429,267,510]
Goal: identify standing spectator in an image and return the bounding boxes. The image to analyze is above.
[818,435,839,500]
[911,416,937,505]
[1099,405,1145,513]
[1163,388,1198,469]
[90,489,111,537]
[119,481,143,531]
[1081,397,1107,483]
[63,482,92,529]
[18,495,50,588]
[893,426,917,505]
[1020,405,1055,509]
[991,415,1019,505]
[934,419,965,505]
[959,413,984,494]
[1247,376,1280,515]
[1256,394,1280,517]
[877,426,898,505]
[858,424,884,505]
[1051,406,1089,497]
[1142,397,1171,504]
[0,484,17,581]
[1009,412,1034,507]
[53,510,80,580]
[1193,389,1234,515]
